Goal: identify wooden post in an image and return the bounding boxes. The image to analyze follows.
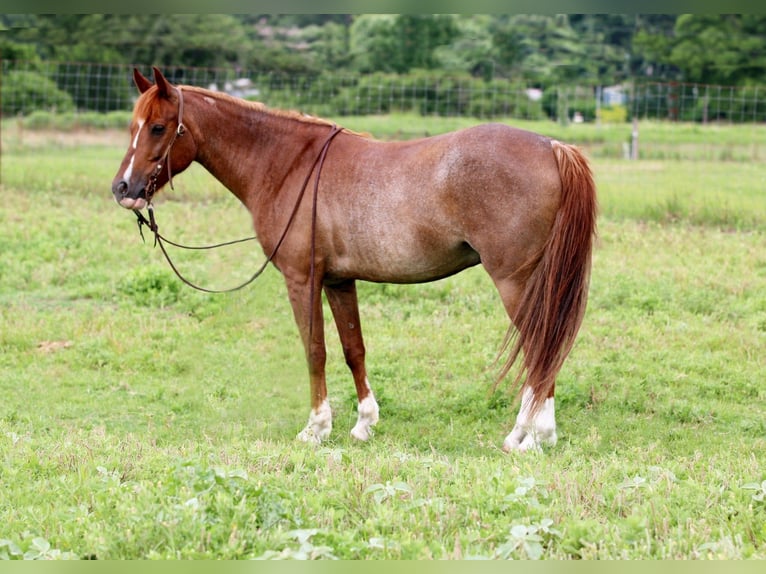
[631,116,639,160]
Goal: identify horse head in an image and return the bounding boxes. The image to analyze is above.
[111,67,196,210]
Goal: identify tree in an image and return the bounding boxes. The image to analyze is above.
[434,15,495,79]
[8,15,251,69]
[299,19,353,71]
[631,14,679,79]
[243,15,344,75]
[569,14,634,84]
[492,15,590,85]
[6,14,766,91]
[633,15,766,85]
[349,15,401,73]
[396,15,459,71]
[668,14,766,85]
[349,14,458,74]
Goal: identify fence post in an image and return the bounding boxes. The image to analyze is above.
[631,116,639,160]
[595,85,601,128]
[703,85,709,124]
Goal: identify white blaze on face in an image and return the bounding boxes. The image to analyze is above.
[122,118,145,184]
[116,118,148,209]
[503,386,557,452]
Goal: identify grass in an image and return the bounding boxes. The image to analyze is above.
[0,118,765,559]
[595,159,766,229]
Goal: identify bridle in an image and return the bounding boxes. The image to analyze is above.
[145,85,186,204]
[132,87,344,298]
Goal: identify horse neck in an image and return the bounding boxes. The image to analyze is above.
[184,91,331,207]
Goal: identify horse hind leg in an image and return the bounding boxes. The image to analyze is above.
[503,384,557,452]
[324,280,379,441]
[500,139,596,452]
[492,276,558,452]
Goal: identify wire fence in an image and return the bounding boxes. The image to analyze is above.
[4,59,766,125]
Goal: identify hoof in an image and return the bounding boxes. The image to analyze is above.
[503,394,557,453]
[350,394,379,441]
[297,400,332,444]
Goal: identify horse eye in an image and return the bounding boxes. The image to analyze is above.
[151,124,166,136]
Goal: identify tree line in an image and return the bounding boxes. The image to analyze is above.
[3,14,766,87]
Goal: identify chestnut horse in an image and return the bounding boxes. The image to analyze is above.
[111,67,597,452]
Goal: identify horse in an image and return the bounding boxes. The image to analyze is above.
[111,67,597,452]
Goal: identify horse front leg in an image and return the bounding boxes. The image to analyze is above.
[324,280,379,441]
[285,276,332,444]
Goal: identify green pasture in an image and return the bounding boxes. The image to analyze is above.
[0,118,765,559]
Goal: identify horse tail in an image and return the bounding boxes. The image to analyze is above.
[498,140,598,414]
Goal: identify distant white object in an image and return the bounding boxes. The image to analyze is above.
[525,88,543,102]
[215,78,260,99]
[602,85,627,106]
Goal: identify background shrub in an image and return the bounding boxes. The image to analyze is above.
[1,70,75,116]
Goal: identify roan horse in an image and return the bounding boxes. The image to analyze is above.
[112,67,597,452]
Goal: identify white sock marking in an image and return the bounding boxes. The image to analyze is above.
[503,387,557,452]
[296,399,333,444]
[351,384,379,441]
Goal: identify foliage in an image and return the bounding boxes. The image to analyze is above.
[11,14,250,69]
[0,70,75,115]
[466,78,546,119]
[668,15,766,85]
[599,105,628,124]
[256,71,546,119]
[117,267,183,308]
[20,110,131,130]
[493,519,562,560]
[3,14,766,88]
[633,15,766,85]
[349,15,459,74]
[4,14,766,123]
[542,85,598,123]
[0,537,78,560]
[0,37,38,62]
[492,15,594,85]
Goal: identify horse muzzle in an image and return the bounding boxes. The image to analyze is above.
[112,178,148,210]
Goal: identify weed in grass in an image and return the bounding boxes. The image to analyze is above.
[118,267,183,308]
[491,519,562,560]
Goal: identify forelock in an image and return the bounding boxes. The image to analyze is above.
[133,87,162,121]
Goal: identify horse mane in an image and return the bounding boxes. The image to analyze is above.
[135,84,370,137]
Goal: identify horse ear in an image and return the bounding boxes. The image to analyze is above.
[133,68,153,94]
[152,66,172,98]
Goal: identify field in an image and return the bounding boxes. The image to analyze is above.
[1,118,765,560]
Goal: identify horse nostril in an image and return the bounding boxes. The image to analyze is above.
[116,181,128,197]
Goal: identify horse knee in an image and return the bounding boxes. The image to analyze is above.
[342,344,365,370]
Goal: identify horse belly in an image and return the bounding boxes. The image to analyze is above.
[331,231,480,284]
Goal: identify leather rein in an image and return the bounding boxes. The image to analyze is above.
[132,86,344,294]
